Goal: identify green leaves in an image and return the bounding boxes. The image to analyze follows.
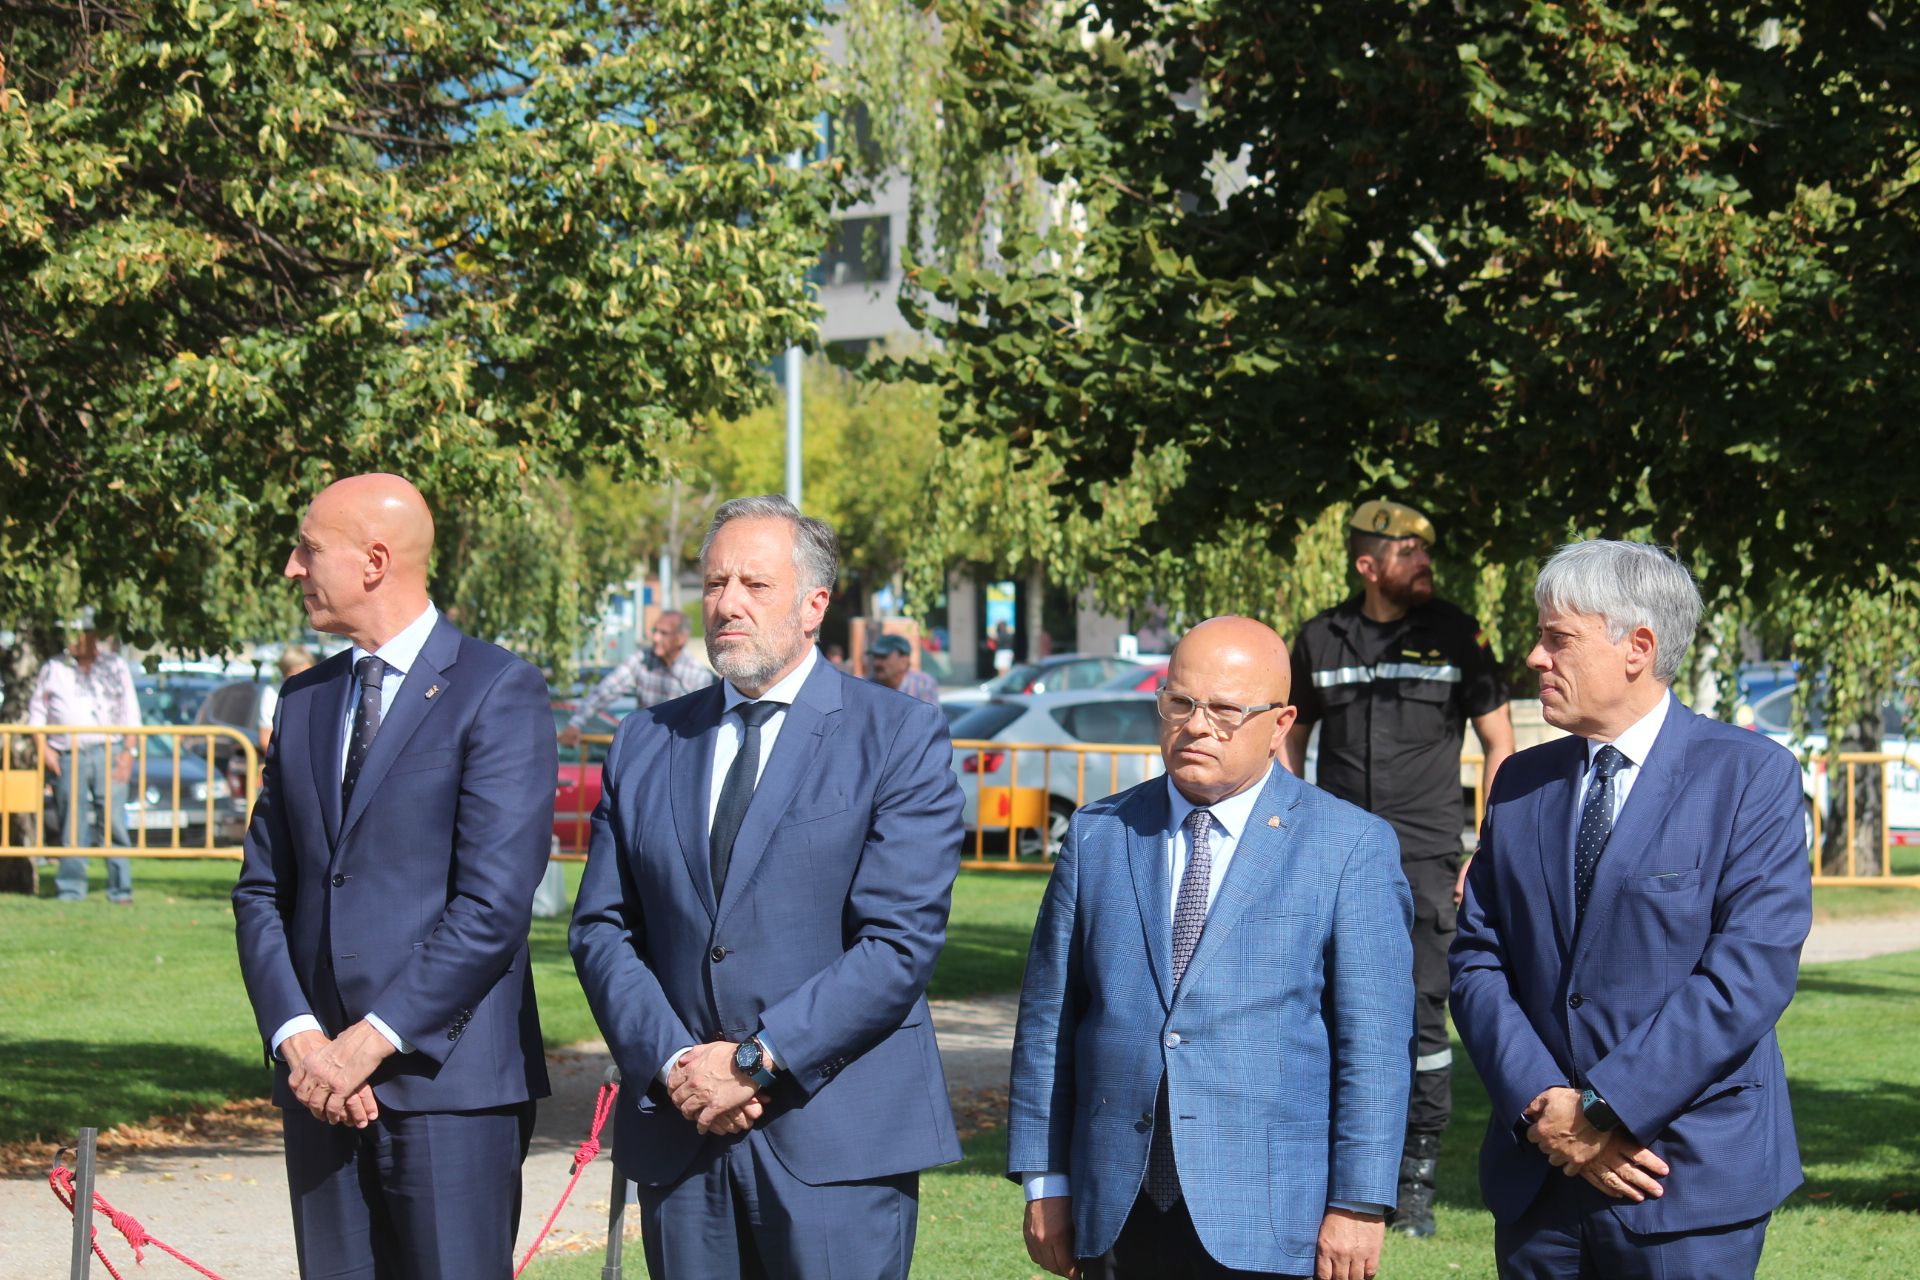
[0,0,840,665]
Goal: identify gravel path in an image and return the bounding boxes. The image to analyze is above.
[1,919,1911,1277]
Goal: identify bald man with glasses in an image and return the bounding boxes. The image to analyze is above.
[1010,616,1414,1280]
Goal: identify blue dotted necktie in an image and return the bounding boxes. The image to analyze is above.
[340,656,385,811]
[1574,745,1629,921]
[1146,807,1214,1212]
[709,701,782,894]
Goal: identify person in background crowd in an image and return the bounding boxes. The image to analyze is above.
[1011,616,1413,1280]
[1453,540,1811,1279]
[559,609,714,748]
[255,646,316,754]
[824,642,851,673]
[865,633,940,705]
[1283,498,1515,1239]
[29,609,141,903]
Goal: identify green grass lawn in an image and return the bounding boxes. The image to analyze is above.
[6,861,1919,1277]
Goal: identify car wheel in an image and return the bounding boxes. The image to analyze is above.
[1016,799,1076,860]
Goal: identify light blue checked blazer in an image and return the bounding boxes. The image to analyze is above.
[1009,765,1414,1273]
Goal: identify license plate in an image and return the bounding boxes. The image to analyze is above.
[126,808,188,830]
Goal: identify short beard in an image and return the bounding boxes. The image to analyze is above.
[707,612,809,691]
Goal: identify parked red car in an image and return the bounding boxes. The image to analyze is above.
[552,702,623,853]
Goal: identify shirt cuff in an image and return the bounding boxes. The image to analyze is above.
[1022,1173,1071,1201]
[270,1014,323,1059]
[1329,1201,1389,1218]
[658,1046,695,1088]
[364,1013,414,1055]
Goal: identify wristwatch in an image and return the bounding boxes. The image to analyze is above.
[1580,1088,1620,1133]
[734,1035,779,1090]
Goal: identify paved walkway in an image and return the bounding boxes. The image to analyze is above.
[2,917,1912,1277]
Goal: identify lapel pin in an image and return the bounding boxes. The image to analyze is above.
[1267,815,1282,828]
[425,684,441,700]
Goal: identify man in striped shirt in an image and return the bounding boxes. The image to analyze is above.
[28,613,142,903]
[559,610,715,747]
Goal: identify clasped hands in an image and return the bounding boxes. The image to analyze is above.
[666,1041,770,1136]
[283,1023,395,1129]
[1524,1086,1669,1202]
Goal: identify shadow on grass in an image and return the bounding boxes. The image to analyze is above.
[1792,973,1920,1001]
[1786,1075,1920,1209]
[0,1038,265,1148]
[930,922,1036,1000]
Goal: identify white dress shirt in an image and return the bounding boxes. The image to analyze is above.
[1574,690,1673,834]
[660,644,822,1084]
[271,605,439,1060]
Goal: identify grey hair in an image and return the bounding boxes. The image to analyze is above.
[699,494,839,594]
[1534,540,1702,684]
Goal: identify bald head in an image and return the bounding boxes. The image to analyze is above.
[285,473,436,649]
[1159,616,1297,806]
[1168,616,1292,704]
[311,474,435,576]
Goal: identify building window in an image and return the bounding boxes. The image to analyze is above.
[823,216,891,286]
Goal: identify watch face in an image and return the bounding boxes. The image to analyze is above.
[735,1040,760,1072]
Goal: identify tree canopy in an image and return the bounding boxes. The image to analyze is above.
[881,1,1916,647]
[0,0,837,668]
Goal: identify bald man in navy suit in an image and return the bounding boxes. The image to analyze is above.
[234,474,557,1279]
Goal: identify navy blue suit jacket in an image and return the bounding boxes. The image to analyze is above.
[233,617,557,1113]
[568,657,965,1187]
[1450,698,1811,1233]
[1009,767,1415,1274]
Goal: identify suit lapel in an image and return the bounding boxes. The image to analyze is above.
[1574,701,1694,960]
[308,652,350,850]
[668,685,726,920]
[1124,783,1174,1010]
[1533,737,1586,954]
[337,618,459,846]
[716,661,844,925]
[1175,767,1302,1004]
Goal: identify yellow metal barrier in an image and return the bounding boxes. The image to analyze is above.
[0,725,259,860]
[952,739,1164,869]
[1801,751,1920,887]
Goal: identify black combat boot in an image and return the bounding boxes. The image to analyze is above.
[1389,1131,1442,1238]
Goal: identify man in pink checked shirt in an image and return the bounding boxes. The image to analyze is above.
[27,609,142,903]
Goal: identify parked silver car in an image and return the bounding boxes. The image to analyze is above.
[949,691,1164,857]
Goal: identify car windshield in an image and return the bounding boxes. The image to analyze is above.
[948,702,1026,741]
[983,663,1040,695]
[1752,685,1910,738]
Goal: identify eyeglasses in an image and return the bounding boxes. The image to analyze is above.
[1155,690,1284,730]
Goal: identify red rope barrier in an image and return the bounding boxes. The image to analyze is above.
[49,1164,228,1280]
[514,1079,620,1279]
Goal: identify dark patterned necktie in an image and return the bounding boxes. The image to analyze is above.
[340,656,386,810]
[709,701,782,894]
[1146,806,1215,1211]
[1574,745,1629,921]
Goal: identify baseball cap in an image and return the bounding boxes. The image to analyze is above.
[867,634,912,658]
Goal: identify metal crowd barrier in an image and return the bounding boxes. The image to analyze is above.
[0,724,259,860]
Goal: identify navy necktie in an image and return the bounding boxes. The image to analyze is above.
[341,656,386,810]
[709,701,782,894]
[1574,744,1629,920]
[1146,807,1214,1212]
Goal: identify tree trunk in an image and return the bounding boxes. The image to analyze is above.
[1820,704,1885,878]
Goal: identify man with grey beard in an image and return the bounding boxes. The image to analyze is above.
[570,494,966,1280]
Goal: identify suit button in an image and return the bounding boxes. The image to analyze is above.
[331,874,346,888]
[1138,1112,1153,1132]
[711,946,728,963]
[1568,993,1584,1009]
[1164,1031,1181,1049]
